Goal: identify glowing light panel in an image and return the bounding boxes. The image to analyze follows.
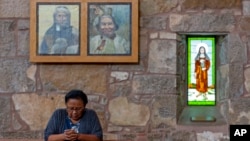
[187,37,216,106]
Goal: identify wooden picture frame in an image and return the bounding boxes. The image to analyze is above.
[29,0,138,63]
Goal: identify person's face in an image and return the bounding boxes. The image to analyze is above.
[66,99,85,121]
[200,47,205,53]
[99,16,115,37]
[55,12,68,26]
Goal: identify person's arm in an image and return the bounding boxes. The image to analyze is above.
[49,130,101,141]
[206,59,210,70]
[45,109,68,141]
[48,129,79,141]
[77,109,103,141]
[87,110,103,141]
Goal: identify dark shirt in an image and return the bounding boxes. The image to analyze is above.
[44,108,103,141]
[39,24,78,54]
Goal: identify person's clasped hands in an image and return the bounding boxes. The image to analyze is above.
[64,129,78,141]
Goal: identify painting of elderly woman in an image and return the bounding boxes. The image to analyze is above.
[88,3,131,55]
[38,4,80,55]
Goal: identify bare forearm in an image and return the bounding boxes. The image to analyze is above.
[77,133,101,141]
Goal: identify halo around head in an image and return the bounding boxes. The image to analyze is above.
[196,43,208,53]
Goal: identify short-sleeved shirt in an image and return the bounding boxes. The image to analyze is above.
[44,108,103,141]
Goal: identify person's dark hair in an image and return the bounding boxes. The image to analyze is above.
[195,46,210,61]
[65,89,88,106]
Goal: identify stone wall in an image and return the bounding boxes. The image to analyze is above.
[0,0,250,141]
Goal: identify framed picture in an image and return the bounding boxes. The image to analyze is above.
[29,0,138,63]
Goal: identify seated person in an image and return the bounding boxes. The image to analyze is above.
[44,89,103,141]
